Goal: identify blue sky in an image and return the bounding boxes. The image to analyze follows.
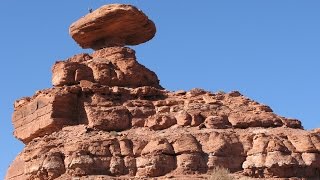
[1,1,320,178]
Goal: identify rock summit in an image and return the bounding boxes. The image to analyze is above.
[69,4,156,49]
[6,4,320,180]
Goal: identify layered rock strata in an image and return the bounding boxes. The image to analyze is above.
[7,82,320,179]
[6,3,320,180]
[70,4,156,49]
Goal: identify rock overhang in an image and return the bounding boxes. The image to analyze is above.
[69,4,156,50]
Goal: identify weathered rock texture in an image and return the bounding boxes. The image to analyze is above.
[70,4,156,49]
[9,82,320,179]
[51,47,161,88]
[6,3,320,180]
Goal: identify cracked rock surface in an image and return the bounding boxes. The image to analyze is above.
[6,3,320,180]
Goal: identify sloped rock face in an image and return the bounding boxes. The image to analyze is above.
[6,3,320,180]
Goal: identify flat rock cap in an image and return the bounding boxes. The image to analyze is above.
[69,4,156,49]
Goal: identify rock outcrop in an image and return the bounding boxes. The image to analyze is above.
[6,3,320,180]
[51,47,161,88]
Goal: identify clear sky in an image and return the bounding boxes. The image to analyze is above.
[1,0,320,178]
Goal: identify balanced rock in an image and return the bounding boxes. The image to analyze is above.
[6,3,320,180]
[69,4,156,49]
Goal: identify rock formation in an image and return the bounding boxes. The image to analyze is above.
[6,4,320,180]
[69,4,156,49]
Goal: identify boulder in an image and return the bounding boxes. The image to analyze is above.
[69,4,156,49]
[204,115,231,129]
[145,114,177,130]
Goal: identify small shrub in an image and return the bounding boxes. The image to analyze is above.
[109,131,118,137]
[208,167,233,180]
[216,90,226,94]
[189,88,207,96]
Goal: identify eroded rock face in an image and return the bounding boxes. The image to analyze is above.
[9,72,320,179]
[69,4,156,49]
[13,72,304,145]
[8,58,320,180]
[6,3,320,180]
[7,124,320,179]
[52,47,161,89]
[12,89,78,143]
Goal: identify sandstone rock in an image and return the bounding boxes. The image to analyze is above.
[119,139,133,156]
[282,118,303,129]
[124,156,137,176]
[242,130,320,178]
[243,151,317,178]
[202,95,221,105]
[302,153,320,168]
[8,124,320,179]
[176,153,207,174]
[131,118,145,127]
[145,114,177,130]
[52,61,94,86]
[11,80,318,179]
[5,153,26,180]
[86,141,112,156]
[12,89,78,143]
[172,134,202,154]
[136,155,176,177]
[132,140,148,156]
[175,111,192,126]
[42,152,66,179]
[266,137,290,153]
[85,106,131,131]
[228,91,242,97]
[313,128,320,134]
[128,105,155,119]
[67,153,94,176]
[247,133,270,155]
[187,88,207,97]
[265,151,302,168]
[141,139,174,155]
[91,46,135,59]
[228,112,283,128]
[288,134,317,153]
[70,4,156,49]
[52,47,161,88]
[202,132,245,172]
[204,115,231,129]
[130,86,164,97]
[207,155,246,172]
[109,157,125,175]
[310,133,320,151]
[190,112,204,127]
[7,3,320,180]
